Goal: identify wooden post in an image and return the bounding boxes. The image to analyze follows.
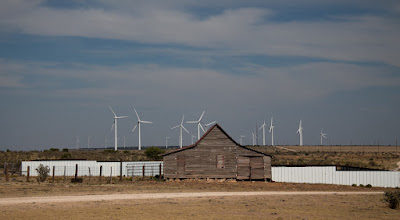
[120,160,123,182]
[142,165,145,180]
[159,163,162,180]
[52,166,55,183]
[5,162,9,182]
[27,166,30,182]
[75,164,78,179]
[99,166,103,182]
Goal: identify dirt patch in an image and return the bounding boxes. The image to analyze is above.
[0,193,397,219]
[0,180,385,198]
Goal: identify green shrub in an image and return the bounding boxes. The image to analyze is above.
[366,184,372,188]
[60,153,72,159]
[49,148,59,152]
[384,191,400,209]
[145,147,165,160]
[62,148,69,152]
[359,184,364,187]
[352,184,357,187]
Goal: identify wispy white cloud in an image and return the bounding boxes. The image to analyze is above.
[1,0,399,67]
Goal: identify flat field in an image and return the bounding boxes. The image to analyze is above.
[0,180,398,219]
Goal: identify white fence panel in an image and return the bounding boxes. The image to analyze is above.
[21,160,163,177]
[272,166,400,188]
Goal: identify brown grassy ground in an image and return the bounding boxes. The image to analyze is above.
[1,146,400,173]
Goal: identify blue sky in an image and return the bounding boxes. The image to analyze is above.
[1,0,400,150]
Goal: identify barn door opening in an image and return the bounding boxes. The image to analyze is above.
[176,155,186,178]
[237,156,264,180]
[250,157,264,180]
[237,156,250,180]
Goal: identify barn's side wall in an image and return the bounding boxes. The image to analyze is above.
[163,126,272,179]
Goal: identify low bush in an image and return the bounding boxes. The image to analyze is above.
[384,191,400,209]
[145,147,165,160]
[366,184,372,188]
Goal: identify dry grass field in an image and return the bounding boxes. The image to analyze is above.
[0,181,398,219]
[1,145,400,172]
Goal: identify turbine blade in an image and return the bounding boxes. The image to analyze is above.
[205,121,216,126]
[199,124,205,132]
[108,106,117,117]
[134,108,140,120]
[180,115,185,125]
[141,121,152,124]
[117,116,128,119]
[111,122,115,131]
[182,125,190,134]
[186,121,198,124]
[132,123,138,132]
[171,125,179,129]
[199,110,205,121]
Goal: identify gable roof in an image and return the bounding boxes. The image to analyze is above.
[162,123,273,157]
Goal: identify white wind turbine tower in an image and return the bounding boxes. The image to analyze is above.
[269,117,275,146]
[76,136,80,149]
[297,120,303,146]
[259,120,267,145]
[132,108,152,151]
[252,132,256,146]
[165,137,170,149]
[172,115,189,148]
[239,135,246,145]
[187,111,206,140]
[320,130,327,145]
[109,106,128,151]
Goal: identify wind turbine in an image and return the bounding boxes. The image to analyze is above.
[252,132,256,146]
[204,121,217,131]
[187,111,206,140]
[76,136,80,149]
[239,135,246,145]
[320,130,327,145]
[132,108,152,151]
[109,106,128,151]
[269,117,274,146]
[165,137,170,149]
[172,115,189,148]
[191,134,196,145]
[297,120,303,146]
[123,136,126,149]
[259,120,267,145]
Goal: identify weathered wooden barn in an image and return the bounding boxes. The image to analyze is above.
[163,124,272,180]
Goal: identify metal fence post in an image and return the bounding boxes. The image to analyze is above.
[75,164,78,179]
[27,166,30,182]
[99,166,103,182]
[5,162,9,182]
[159,163,162,180]
[63,166,66,183]
[142,165,145,180]
[120,160,123,182]
[52,166,55,183]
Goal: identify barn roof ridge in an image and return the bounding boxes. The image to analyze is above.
[161,123,273,157]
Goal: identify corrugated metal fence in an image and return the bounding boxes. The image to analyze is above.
[272,166,400,188]
[21,161,163,177]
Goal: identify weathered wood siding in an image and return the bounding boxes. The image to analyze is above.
[163,125,272,180]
